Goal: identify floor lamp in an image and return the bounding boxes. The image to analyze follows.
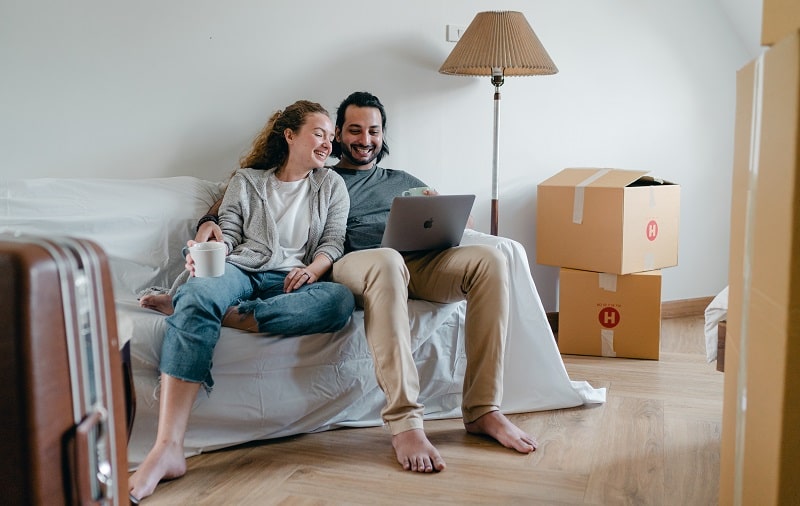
[439,11,558,236]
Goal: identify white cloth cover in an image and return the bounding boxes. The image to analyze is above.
[0,176,606,468]
[704,286,729,363]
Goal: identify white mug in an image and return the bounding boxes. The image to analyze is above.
[402,186,434,197]
[190,241,226,278]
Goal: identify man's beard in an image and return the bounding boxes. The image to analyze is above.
[341,144,379,167]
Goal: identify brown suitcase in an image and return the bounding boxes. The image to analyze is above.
[0,234,129,505]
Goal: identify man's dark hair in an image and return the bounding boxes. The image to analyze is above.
[332,91,390,163]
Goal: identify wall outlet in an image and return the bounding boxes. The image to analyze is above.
[446,25,465,42]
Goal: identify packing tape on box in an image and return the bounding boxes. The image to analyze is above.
[644,252,655,271]
[599,273,617,292]
[572,168,611,224]
[601,329,617,357]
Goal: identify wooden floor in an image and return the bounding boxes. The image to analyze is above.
[138,315,723,505]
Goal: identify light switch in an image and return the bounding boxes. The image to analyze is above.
[446,25,465,42]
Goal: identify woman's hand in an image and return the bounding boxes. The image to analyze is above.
[186,222,224,276]
[183,240,198,276]
[196,221,223,242]
[284,266,317,293]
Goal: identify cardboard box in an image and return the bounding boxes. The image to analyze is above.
[762,0,800,46]
[557,267,661,360]
[536,168,680,274]
[719,31,800,505]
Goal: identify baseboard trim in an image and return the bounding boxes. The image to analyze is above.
[545,296,714,333]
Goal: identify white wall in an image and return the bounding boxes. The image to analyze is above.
[0,0,762,310]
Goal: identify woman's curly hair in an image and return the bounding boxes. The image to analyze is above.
[240,100,329,170]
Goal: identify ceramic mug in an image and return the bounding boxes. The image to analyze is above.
[190,241,226,277]
[402,186,434,197]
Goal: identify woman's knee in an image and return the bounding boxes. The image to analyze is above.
[173,282,212,311]
[317,283,356,331]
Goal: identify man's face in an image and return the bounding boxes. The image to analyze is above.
[335,105,383,169]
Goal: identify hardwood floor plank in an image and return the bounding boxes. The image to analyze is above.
[514,404,606,474]
[584,397,665,505]
[664,417,720,505]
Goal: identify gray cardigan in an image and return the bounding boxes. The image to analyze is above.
[219,167,349,272]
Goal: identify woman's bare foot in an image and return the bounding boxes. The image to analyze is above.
[391,428,446,473]
[221,307,260,332]
[139,294,175,315]
[464,411,538,454]
[128,440,187,502]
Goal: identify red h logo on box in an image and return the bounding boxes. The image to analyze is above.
[646,219,659,242]
[598,307,620,329]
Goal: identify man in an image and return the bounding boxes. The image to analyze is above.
[325,92,536,472]
[194,91,537,472]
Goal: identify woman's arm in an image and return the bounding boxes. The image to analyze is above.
[283,253,332,293]
[313,175,350,263]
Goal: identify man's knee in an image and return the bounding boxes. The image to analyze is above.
[468,245,508,280]
[335,248,410,290]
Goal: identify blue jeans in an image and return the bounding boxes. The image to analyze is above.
[160,263,355,389]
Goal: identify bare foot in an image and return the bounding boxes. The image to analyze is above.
[139,294,175,315]
[128,440,187,501]
[464,411,538,454]
[391,428,446,473]
[221,307,260,332]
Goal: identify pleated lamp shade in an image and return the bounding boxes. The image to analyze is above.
[439,11,558,77]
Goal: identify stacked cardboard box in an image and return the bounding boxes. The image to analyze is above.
[718,29,800,505]
[536,168,680,360]
[762,0,800,46]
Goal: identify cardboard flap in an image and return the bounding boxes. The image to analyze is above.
[539,168,650,188]
[628,175,677,187]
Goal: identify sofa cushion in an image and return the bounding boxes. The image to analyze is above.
[0,176,224,299]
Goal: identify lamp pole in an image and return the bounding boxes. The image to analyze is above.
[491,68,504,236]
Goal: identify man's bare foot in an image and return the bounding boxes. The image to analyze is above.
[391,428,446,473]
[128,440,187,502]
[139,294,175,315]
[221,307,260,332]
[464,411,538,454]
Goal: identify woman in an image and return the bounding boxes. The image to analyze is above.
[129,100,354,502]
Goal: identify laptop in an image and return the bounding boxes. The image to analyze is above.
[380,194,476,252]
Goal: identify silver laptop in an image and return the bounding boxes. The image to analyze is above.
[380,194,476,252]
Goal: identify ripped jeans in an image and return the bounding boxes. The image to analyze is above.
[160,262,355,389]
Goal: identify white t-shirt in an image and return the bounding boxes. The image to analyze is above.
[269,177,311,271]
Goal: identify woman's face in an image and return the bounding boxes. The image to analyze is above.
[286,112,334,169]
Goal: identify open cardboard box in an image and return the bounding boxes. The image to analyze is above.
[536,168,679,275]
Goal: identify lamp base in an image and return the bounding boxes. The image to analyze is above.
[491,198,499,236]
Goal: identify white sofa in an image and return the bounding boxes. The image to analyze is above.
[0,176,605,468]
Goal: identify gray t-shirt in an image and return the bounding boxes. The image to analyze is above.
[333,165,426,252]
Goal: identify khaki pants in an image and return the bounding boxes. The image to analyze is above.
[332,245,509,435]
